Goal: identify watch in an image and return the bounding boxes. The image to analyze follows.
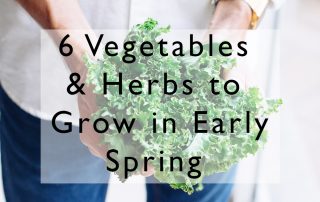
[243,0,269,28]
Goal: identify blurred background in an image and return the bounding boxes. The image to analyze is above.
[1,0,319,201]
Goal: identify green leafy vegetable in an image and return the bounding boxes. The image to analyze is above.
[85,18,282,194]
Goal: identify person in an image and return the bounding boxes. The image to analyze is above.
[0,0,278,201]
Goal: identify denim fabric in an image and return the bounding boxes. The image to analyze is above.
[0,86,109,202]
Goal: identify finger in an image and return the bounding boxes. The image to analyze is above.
[88,147,100,158]
[80,131,107,159]
[87,145,107,159]
[222,67,246,90]
[141,164,155,177]
[79,131,101,147]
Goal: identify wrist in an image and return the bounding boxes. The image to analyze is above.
[217,0,252,17]
[210,0,252,29]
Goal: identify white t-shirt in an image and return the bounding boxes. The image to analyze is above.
[0,0,279,119]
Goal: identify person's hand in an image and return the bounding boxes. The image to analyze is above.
[77,70,155,176]
[209,0,252,30]
[222,58,254,90]
[78,82,108,159]
[15,0,155,177]
[208,0,253,89]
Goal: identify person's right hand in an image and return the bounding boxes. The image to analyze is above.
[78,83,108,159]
[78,71,155,177]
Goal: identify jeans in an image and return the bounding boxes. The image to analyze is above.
[0,86,235,202]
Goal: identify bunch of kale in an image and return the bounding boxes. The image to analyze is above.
[85,18,281,194]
